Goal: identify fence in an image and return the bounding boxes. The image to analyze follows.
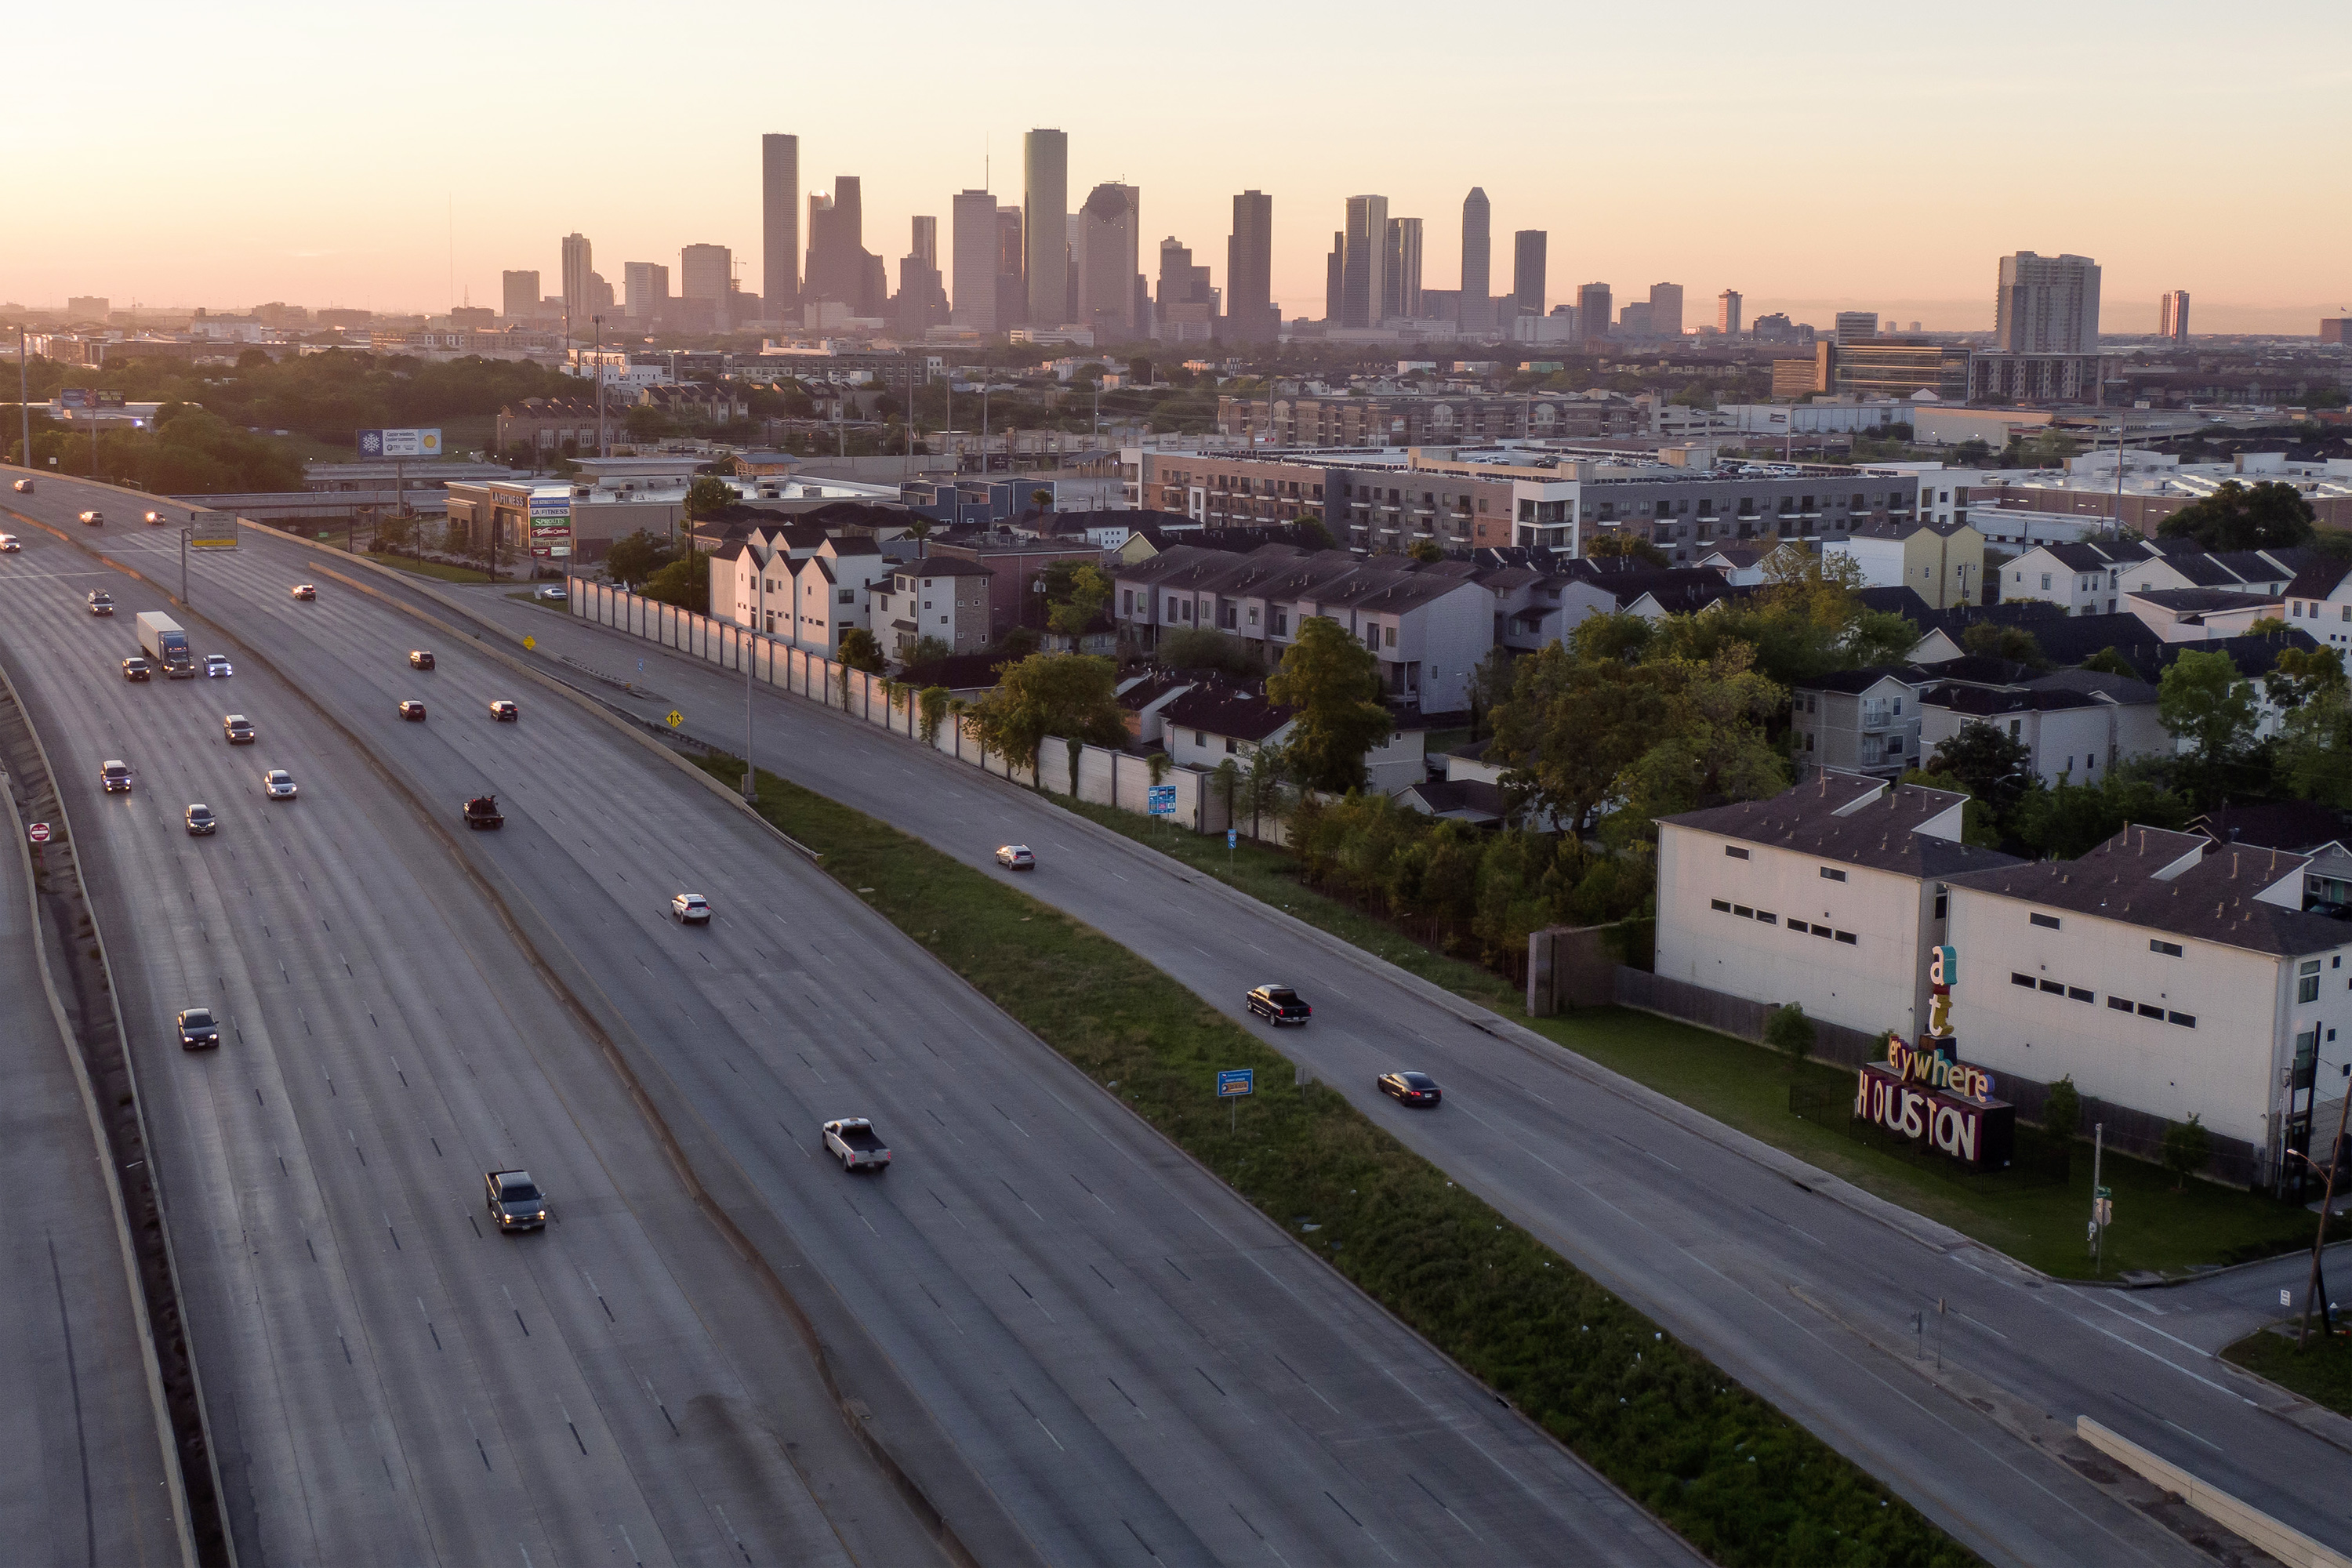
[571,580,1223,833]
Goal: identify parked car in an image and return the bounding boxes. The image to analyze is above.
[143,510,168,526]
[184,804,217,837]
[484,1169,547,1232]
[822,1118,891,1172]
[488,699,519,722]
[290,583,315,601]
[222,714,256,744]
[87,590,114,616]
[397,700,426,721]
[1246,984,1311,1025]
[463,794,503,829]
[122,656,152,681]
[1377,1070,1442,1107]
[78,510,103,527]
[176,1006,220,1051]
[994,844,1036,870]
[0,533,19,551]
[408,650,435,670]
[203,653,232,677]
[100,760,132,793]
[262,768,298,800]
[671,893,711,924]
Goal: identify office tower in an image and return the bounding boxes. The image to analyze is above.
[761,133,800,320]
[952,191,999,332]
[1833,310,1877,343]
[1577,282,1611,339]
[1075,183,1140,339]
[681,245,730,302]
[1156,238,1216,346]
[894,218,947,336]
[910,216,937,271]
[1385,216,1423,321]
[1620,301,1652,336]
[2160,289,2190,342]
[1023,129,1069,326]
[806,177,881,314]
[589,272,614,313]
[1340,194,1388,330]
[561,233,593,339]
[1648,282,1684,339]
[1226,191,1273,343]
[995,205,1025,332]
[623,262,670,321]
[502,270,539,322]
[1512,230,1546,316]
[1460,188,1491,334]
[1326,233,1343,325]
[1718,289,1742,334]
[1994,251,2101,353]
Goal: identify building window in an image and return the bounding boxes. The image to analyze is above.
[1933,894,1947,919]
[2011,972,2036,988]
[1835,931,1857,945]
[2107,996,2132,1012]
[2137,1003,2165,1018]
[1733,905,1753,918]
[2150,939,2183,957]
[1820,866,1846,882]
[2067,986,2092,1002]
[2168,1011,2197,1029]
[1725,845,1749,860]
[1194,731,1206,747]
[2030,913,2060,930]
[1755,912,1777,926]
[2039,978,2064,994]
[2301,959,2322,1003]
[1711,899,1731,913]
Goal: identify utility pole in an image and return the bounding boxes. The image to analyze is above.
[2299,1072,2352,1348]
[16,326,27,471]
[2089,1123,2107,1275]
[593,315,607,459]
[179,525,190,607]
[744,544,765,803]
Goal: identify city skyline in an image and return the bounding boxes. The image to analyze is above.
[3,0,2347,333]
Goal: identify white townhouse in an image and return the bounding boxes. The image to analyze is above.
[2284,561,2352,649]
[1916,667,2165,789]
[710,532,890,659]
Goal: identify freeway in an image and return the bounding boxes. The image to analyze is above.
[435,569,2352,1566]
[0,703,183,1565]
[2,478,1704,1566]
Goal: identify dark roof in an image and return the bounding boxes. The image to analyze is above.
[1944,828,2346,958]
[1160,682,1297,743]
[1661,775,2023,879]
[822,535,883,557]
[2151,630,2320,681]
[1926,684,2103,716]
[1853,586,1936,622]
[2193,800,2352,855]
[1117,674,1192,712]
[1793,665,1921,695]
[1399,779,1507,822]
[2286,561,2352,602]
[2125,586,2282,613]
[2027,540,2158,571]
[797,499,912,530]
[895,555,994,577]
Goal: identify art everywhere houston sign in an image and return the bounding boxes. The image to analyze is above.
[1853,945,2016,1170]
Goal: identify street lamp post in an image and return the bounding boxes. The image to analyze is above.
[179,526,190,607]
[743,545,766,802]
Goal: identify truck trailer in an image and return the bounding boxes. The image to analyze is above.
[136,612,194,677]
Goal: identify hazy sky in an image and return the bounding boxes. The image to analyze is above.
[7,0,2348,334]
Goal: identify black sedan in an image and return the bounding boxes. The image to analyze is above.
[176,1007,221,1050]
[1377,1071,1442,1107]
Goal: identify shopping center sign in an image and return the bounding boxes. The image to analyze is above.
[1853,943,2016,1170]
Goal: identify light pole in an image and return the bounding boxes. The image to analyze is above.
[593,314,606,459]
[16,326,27,472]
[179,525,190,607]
[743,544,767,802]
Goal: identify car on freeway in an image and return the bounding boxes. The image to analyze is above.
[202,653,232,677]
[175,1007,221,1051]
[261,768,298,800]
[484,1169,547,1232]
[184,804,217,837]
[994,844,1036,870]
[671,892,711,924]
[1377,1070,1443,1107]
[488,699,519,722]
[462,794,503,829]
[122,656,152,682]
[397,700,426,721]
[533,584,567,602]
[408,650,435,670]
[87,590,114,616]
[78,510,103,527]
[100,760,132,793]
[143,510,168,526]
[290,583,315,601]
[10,477,31,493]
[0,533,19,552]
[222,714,255,745]
[1246,983,1312,1025]
[822,1118,892,1172]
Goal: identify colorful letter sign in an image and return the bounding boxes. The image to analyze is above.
[1854,941,2016,1169]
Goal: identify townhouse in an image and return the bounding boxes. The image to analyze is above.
[1790,668,1925,779]
[709,531,891,658]
[2284,561,2352,648]
[1916,665,2165,787]
[1822,518,1986,611]
[871,557,995,656]
[1999,539,2316,618]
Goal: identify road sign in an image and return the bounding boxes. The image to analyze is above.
[1218,1069,1254,1098]
[27,822,50,844]
[354,428,442,459]
[522,635,536,651]
[1226,828,1237,849]
[666,710,684,729]
[187,509,239,551]
[2284,1288,2296,1308]
[1147,784,1176,817]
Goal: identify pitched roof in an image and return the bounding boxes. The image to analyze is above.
[1792,665,1923,695]
[1160,682,1298,742]
[2193,800,2352,855]
[2125,586,2282,613]
[1661,775,2023,880]
[894,555,993,577]
[1399,779,1507,822]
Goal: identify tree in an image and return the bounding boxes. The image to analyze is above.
[2278,688,2352,806]
[1406,538,1443,564]
[1030,486,1054,511]
[1156,626,1257,676]
[2009,763,2190,859]
[1045,562,1112,637]
[2161,1113,2211,1192]
[2079,646,2138,678]
[1925,722,2036,818]
[965,653,1128,786]
[1467,647,1513,742]
[1294,514,1335,550]
[684,476,736,521]
[2157,481,2316,552]
[2158,648,2258,767]
[918,686,952,746]
[1584,530,1670,568]
[606,528,672,590]
[371,511,416,554]
[1240,742,1292,839]
[838,626,887,675]
[2264,644,2347,710]
[2042,1075,2081,1140]
[1765,1003,1815,1068]
[909,634,953,667]
[1266,616,1393,794]
[1961,621,2049,667]
[641,550,708,612]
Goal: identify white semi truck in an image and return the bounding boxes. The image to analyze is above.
[136,612,194,677]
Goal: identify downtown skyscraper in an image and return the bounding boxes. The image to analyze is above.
[1340,194,1388,330]
[762,133,800,321]
[1024,129,1068,328]
[1459,188,1491,333]
[1225,191,1273,343]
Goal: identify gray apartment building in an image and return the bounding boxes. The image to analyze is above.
[1581,466,1922,564]
[1215,394,1648,448]
[1790,668,1924,779]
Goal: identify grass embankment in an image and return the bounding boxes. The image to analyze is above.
[697,754,1973,1568]
[360,552,502,584]
[1062,800,2333,1281]
[2224,1325,2352,1416]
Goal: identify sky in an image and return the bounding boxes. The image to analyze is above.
[5,0,2349,335]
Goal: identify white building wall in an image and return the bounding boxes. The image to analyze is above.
[1400,583,1492,713]
[1822,534,1908,590]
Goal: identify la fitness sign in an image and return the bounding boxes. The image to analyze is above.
[1853,945,2016,1170]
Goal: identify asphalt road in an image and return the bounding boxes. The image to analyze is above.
[0,482,1703,1566]
[414,567,2352,1566]
[0,720,183,1566]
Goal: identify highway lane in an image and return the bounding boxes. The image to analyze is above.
[0,714,183,1566]
[416,572,2352,1566]
[7,486,1706,1565]
[0,508,945,1566]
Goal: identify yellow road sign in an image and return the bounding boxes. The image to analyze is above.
[666,710,684,729]
[523,635,536,651]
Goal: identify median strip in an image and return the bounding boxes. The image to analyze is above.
[697,753,1976,1568]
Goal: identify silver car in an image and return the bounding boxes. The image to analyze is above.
[262,769,298,800]
[203,654,233,677]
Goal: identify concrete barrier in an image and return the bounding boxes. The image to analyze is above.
[2076,1416,2352,1568]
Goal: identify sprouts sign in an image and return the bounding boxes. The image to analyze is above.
[1853,944,2016,1170]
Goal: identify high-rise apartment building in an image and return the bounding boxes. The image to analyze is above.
[1648,282,1685,339]
[1577,282,1611,339]
[1460,188,1491,333]
[2160,289,2190,343]
[761,133,800,321]
[952,191,999,332]
[1024,129,1069,328]
[1340,194,1388,330]
[1075,183,1140,339]
[1385,216,1423,322]
[1717,289,1742,335]
[1995,251,2101,354]
[1512,230,1546,316]
[561,233,593,340]
[624,262,670,321]
[502,270,539,322]
[1225,191,1273,343]
[1834,310,1878,343]
[1620,302,1652,336]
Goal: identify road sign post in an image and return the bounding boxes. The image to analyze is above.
[1218,1068,1254,1133]
[666,710,685,730]
[27,822,50,844]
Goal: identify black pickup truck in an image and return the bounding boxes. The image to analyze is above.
[462,794,504,829]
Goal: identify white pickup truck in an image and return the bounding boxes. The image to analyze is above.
[822,1118,892,1173]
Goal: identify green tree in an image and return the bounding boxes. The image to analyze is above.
[1240,742,1292,839]
[1294,513,1335,550]
[642,550,708,612]
[684,476,736,521]
[2264,644,2347,710]
[1266,616,1393,794]
[2161,1114,2211,1192]
[838,626,887,674]
[1406,537,1444,564]
[2079,646,2138,678]
[2009,764,2190,859]
[966,653,1128,785]
[605,528,672,590]
[1961,621,2049,667]
[2158,648,2258,767]
[2156,481,2316,552]
[2042,1075,2081,1140]
[1584,530,1671,568]
[918,685,952,746]
[909,634,953,667]
[1045,562,1112,637]
[1924,722,2036,818]
[2278,688,2352,805]
[1765,1003,1816,1068]
[1156,626,1256,675]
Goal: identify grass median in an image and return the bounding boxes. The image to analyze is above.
[698,753,1973,1568]
[2223,1325,2352,1416]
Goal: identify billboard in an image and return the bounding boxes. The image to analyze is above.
[188,510,240,551]
[527,495,572,558]
[60,388,128,411]
[354,428,443,459]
